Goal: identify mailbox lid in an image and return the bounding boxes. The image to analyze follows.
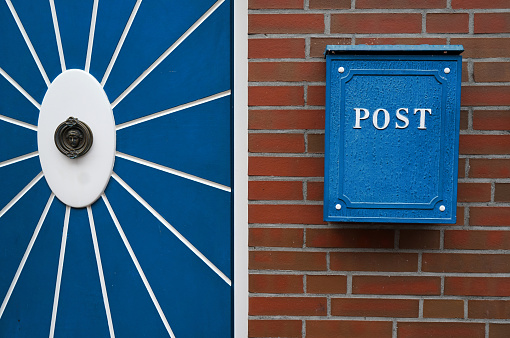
[325,44,464,55]
[324,45,463,223]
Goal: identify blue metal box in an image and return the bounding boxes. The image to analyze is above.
[324,45,463,223]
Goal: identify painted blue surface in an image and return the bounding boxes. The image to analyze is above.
[324,48,462,223]
[0,120,37,163]
[0,157,41,211]
[0,71,40,125]
[0,196,65,337]
[117,95,232,187]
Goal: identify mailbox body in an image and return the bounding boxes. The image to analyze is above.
[324,45,463,223]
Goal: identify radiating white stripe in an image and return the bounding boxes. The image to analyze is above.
[0,194,54,320]
[49,206,70,338]
[0,67,41,109]
[0,114,37,131]
[5,0,51,87]
[116,152,231,192]
[101,194,175,338]
[101,0,142,86]
[116,90,231,130]
[85,0,99,73]
[87,206,115,338]
[49,0,66,72]
[0,172,43,219]
[111,0,225,109]
[0,152,38,169]
[111,173,232,286]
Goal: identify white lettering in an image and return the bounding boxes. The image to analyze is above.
[395,108,409,129]
[372,108,390,130]
[354,108,370,129]
[414,108,432,130]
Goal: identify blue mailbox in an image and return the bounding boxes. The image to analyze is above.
[324,45,463,223]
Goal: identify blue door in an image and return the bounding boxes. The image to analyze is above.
[0,0,233,336]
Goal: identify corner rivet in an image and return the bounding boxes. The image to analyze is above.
[439,205,446,212]
[444,68,450,74]
[338,67,345,73]
[335,204,342,210]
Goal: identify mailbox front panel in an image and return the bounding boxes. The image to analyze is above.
[325,52,462,223]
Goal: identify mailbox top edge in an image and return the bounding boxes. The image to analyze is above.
[324,44,464,57]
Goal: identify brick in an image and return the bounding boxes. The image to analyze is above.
[357,37,447,46]
[447,206,465,226]
[460,110,469,129]
[249,205,326,225]
[476,13,510,33]
[249,274,303,293]
[330,252,418,272]
[249,0,303,9]
[495,183,510,202]
[249,228,304,247]
[398,322,485,338]
[457,182,491,202]
[249,320,302,338]
[452,0,510,8]
[310,38,352,58]
[309,0,350,9]
[445,277,510,297]
[490,323,510,338]
[249,14,324,34]
[423,299,464,319]
[460,135,510,155]
[307,229,394,248]
[249,86,304,106]
[307,320,393,338]
[307,86,325,106]
[250,251,327,271]
[306,181,323,201]
[422,253,510,273]
[249,62,325,82]
[250,296,327,316]
[470,207,510,226]
[249,38,305,59]
[445,230,510,250]
[249,157,324,177]
[473,110,510,130]
[249,109,325,130]
[427,13,469,33]
[332,298,419,317]
[469,300,510,319]
[474,63,510,83]
[307,275,347,294]
[358,0,446,8]
[331,13,422,34]
[353,276,441,295]
[249,181,303,201]
[462,63,469,83]
[458,158,466,178]
[451,38,510,58]
[461,86,510,106]
[307,134,324,153]
[399,230,440,250]
[249,133,305,153]
[470,159,510,178]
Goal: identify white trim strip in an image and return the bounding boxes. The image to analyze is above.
[0,172,43,220]
[49,0,66,72]
[0,152,38,169]
[0,114,37,131]
[116,152,231,192]
[111,173,232,286]
[49,206,70,338]
[101,194,175,338]
[115,90,231,130]
[111,0,225,109]
[85,0,99,73]
[5,0,51,87]
[100,0,142,87]
[87,206,115,338]
[0,67,41,109]
[0,193,54,320]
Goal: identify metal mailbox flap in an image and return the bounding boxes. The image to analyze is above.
[324,45,463,223]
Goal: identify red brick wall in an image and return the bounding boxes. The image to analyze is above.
[248,0,510,337]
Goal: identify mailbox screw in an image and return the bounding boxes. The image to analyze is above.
[439,205,446,212]
[338,67,345,73]
[335,204,342,210]
[444,68,450,74]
